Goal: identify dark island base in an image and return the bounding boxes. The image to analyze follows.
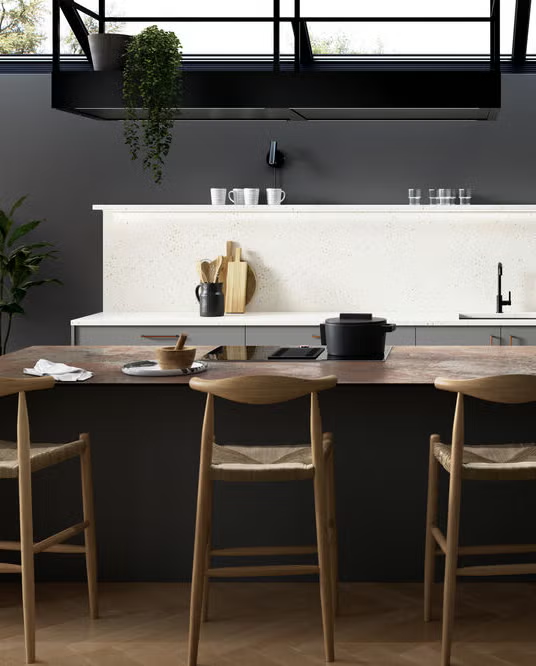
[1,384,536,582]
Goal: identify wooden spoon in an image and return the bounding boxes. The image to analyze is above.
[174,333,188,351]
[197,261,209,283]
[213,255,223,282]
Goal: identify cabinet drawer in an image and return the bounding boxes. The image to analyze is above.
[74,326,245,346]
[245,326,320,346]
[386,327,415,345]
[501,327,536,346]
[415,326,501,346]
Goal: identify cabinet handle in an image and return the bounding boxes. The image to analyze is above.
[489,335,495,346]
[510,335,515,346]
[141,335,179,339]
[312,335,321,339]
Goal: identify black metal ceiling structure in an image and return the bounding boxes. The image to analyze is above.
[48,0,512,121]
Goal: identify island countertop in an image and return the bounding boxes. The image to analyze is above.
[3,345,536,384]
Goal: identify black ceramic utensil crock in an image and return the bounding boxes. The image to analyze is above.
[195,282,225,317]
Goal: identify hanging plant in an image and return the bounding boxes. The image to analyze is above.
[123,26,183,184]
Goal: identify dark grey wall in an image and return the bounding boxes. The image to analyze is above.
[1,73,536,349]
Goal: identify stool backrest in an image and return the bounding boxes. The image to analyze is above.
[189,374,337,476]
[190,374,337,404]
[435,375,536,404]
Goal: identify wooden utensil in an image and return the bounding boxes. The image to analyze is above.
[212,256,223,283]
[225,247,248,313]
[174,333,188,351]
[197,261,209,283]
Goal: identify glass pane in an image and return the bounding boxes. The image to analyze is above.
[117,22,280,55]
[0,0,50,54]
[527,4,536,53]
[114,1,275,18]
[296,1,491,18]
[308,22,490,55]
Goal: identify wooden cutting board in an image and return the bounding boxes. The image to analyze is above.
[211,241,256,305]
[224,247,248,313]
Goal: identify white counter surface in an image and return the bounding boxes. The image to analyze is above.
[70,312,536,327]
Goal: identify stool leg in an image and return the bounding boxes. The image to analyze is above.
[80,434,98,620]
[188,473,212,666]
[313,471,335,663]
[201,480,213,622]
[424,435,440,622]
[17,392,35,664]
[326,451,339,616]
[441,455,462,666]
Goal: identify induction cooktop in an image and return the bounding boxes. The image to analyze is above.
[201,346,392,362]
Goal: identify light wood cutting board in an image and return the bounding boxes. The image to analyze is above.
[210,241,256,305]
[224,247,248,313]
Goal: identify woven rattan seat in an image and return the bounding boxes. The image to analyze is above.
[433,441,536,481]
[211,434,333,482]
[0,438,86,479]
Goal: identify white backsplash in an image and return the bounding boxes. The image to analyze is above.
[96,205,536,316]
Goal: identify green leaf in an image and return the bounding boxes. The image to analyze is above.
[8,219,42,246]
[0,303,25,315]
[9,196,27,217]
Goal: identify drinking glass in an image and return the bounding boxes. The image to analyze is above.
[408,188,421,205]
[459,188,472,205]
[438,188,452,206]
[428,188,439,206]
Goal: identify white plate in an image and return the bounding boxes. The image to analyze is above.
[121,360,208,377]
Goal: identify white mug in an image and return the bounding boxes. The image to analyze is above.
[210,188,227,205]
[228,188,245,205]
[266,188,286,205]
[243,188,260,205]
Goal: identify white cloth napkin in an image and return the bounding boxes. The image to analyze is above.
[23,359,93,382]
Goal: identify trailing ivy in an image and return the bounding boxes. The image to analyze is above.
[123,26,182,184]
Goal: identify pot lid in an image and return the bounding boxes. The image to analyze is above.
[325,313,388,326]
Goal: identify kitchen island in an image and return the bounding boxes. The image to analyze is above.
[1,345,536,583]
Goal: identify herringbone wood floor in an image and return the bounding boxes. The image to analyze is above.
[1,582,536,665]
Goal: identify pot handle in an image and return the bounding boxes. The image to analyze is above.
[195,284,202,302]
[320,323,326,345]
[383,323,397,333]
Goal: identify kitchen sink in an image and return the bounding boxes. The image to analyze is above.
[459,312,536,319]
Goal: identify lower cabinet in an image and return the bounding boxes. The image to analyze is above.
[74,325,246,346]
[246,326,320,346]
[415,326,501,346]
[501,327,536,346]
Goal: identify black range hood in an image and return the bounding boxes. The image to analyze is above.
[52,66,500,122]
[51,0,501,122]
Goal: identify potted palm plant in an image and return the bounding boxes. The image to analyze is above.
[0,197,61,355]
[123,26,183,184]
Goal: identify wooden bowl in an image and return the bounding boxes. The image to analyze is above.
[156,346,196,370]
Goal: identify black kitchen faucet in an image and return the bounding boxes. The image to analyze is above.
[496,262,512,313]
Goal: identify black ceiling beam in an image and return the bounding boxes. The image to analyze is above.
[513,0,532,64]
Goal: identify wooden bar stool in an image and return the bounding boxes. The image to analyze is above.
[0,376,98,664]
[424,374,536,666]
[188,374,338,665]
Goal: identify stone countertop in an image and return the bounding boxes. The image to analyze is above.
[5,345,536,385]
[70,311,536,327]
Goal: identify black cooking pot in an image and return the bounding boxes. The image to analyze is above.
[320,313,396,359]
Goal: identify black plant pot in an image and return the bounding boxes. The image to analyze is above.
[88,34,132,71]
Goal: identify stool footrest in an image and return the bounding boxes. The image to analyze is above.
[457,562,536,576]
[208,564,320,578]
[0,562,22,574]
[211,545,317,557]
